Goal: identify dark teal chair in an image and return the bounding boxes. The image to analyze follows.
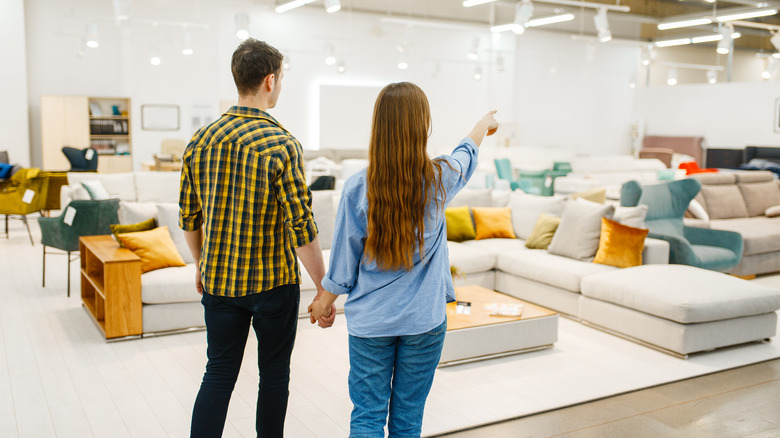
[620,179,742,272]
[37,198,120,296]
[495,158,546,195]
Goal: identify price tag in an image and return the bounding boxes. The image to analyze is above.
[64,206,77,226]
[22,189,35,204]
[85,149,95,160]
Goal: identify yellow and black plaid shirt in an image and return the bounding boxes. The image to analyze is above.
[179,106,317,297]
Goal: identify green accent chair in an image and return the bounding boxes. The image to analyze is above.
[0,168,50,245]
[495,158,542,195]
[620,179,743,272]
[37,198,120,296]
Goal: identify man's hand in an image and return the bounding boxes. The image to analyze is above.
[195,265,203,296]
[308,290,337,328]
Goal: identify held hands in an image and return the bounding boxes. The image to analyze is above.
[308,289,337,328]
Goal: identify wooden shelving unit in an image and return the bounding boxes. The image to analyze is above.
[79,235,143,339]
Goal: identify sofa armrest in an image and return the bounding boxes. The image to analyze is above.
[642,237,669,265]
[683,226,743,255]
[683,218,710,229]
[647,231,697,265]
[60,184,74,211]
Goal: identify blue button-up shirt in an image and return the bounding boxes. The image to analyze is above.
[321,138,478,337]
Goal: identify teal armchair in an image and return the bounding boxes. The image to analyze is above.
[495,158,543,195]
[37,198,120,296]
[620,179,742,272]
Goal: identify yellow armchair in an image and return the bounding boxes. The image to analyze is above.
[0,168,50,245]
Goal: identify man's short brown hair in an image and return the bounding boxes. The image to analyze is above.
[231,38,284,96]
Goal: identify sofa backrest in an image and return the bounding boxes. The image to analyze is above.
[691,171,780,219]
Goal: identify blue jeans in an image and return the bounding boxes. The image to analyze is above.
[348,318,447,438]
[190,284,299,438]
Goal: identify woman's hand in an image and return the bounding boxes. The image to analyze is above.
[481,110,499,136]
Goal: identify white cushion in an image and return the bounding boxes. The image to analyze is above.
[141,264,200,304]
[507,192,566,240]
[156,202,195,264]
[80,180,110,200]
[461,238,528,256]
[134,171,181,203]
[581,265,780,324]
[449,188,493,208]
[613,204,648,229]
[119,201,158,225]
[547,198,615,261]
[687,199,709,222]
[311,191,337,250]
[67,172,136,201]
[497,249,616,293]
[447,242,497,274]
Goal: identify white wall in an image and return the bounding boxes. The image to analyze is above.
[634,82,780,148]
[1,0,30,166]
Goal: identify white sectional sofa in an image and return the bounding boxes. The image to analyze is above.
[553,156,670,199]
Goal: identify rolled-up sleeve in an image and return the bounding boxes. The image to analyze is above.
[178,152,203,231]
[441,137,479,201]
[274,138,318,248]
[321,192,364,295]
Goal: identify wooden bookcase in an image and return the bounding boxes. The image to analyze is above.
[41,95,133,173]
[79,235,143,339]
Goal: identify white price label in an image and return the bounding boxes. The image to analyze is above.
[63,206,77,226]
[85,149,95,160]
[22,189,35,204]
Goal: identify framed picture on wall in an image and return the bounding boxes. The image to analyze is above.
[775,98,780,133]
[141,104,180,131]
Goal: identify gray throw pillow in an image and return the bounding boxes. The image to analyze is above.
[156,202,195,264]
[547,198,615,261]
[507,192,567,240]
[613,204,648,229]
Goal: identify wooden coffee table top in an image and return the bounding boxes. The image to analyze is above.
[447,285,557,331]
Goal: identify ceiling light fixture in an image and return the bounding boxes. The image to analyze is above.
[594,8,611,43]
[467,36,480,60]
[491,13,574,32]
[513,0,534,35]
[657,18,713,30]
[337,59,346,73]
[397,59,409,70]
[717,24,734,54]
[324,43,336,65]
[707,69,718,84]
[463,0,496,6]
[85,23,100,48]
[235,12,249,40]
[667,68,678,86]
[283,54,291,70]
[474,66,482,80]
[150,45,161,66]
[772,32,780,51]
[762,58,778,79]
[275,0,316,13]
[324,0,341,13]
[112,0,130,22]
[716,8,778,22]
[182,29,193,55]
[654,38,692,47]
[691,32,741,44]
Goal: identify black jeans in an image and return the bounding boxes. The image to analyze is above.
[190,284,300,438]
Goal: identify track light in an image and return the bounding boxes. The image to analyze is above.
[717,24,733,55]
[235,12,249,40]
[716,8,778,22]
[474,66,482,80]
[707,70,717,84]
[275,0,316,13]
[112,0,130,22]
[324,43,336,65]
[182,30,193,55]
[283,54,291,70]
[762,59,777,80]
[657,18,712,31]
[772,32,780,51]
[324,0,341,13]
[150,45,161,66]
[85,23,100,48]
[463,0,496,6]
[337,59,346,73]
[667,68,678,86]
[467,36,479,60]
[513,0,534,35]
[594,8,611,43]
[397,56,408,70]
[640,45,653,66]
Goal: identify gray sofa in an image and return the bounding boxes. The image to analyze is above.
[690,171,780,277]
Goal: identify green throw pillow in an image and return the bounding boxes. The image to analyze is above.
[524,213,561,249]
[445,206,476,242]
[110,217,158,247]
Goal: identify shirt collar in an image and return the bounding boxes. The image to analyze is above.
[225,106,285,130]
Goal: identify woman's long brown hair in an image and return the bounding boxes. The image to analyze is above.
[365,82,446,271]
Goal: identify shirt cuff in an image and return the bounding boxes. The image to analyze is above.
[289,218,318,248]
[321,276,351,295]
[179,213,203,231]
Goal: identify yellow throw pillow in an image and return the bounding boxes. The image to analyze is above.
[593,217,649,268]
[117,226,186,273]
[570,188,607,204]
[525,213,561,249]
[472,207,517,240]
[445,206,476,242]
[110,217,157,247]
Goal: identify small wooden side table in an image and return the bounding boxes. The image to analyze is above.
[79,235,143,339]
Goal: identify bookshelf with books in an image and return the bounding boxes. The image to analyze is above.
[41,95,133,173]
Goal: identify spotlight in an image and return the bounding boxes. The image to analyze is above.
[762,59,777,80]
[283,54,291,70]
[182,30,193,55]
[717,24,733,55]
[324,43,336,65]
[112,0,130,22]
[772,32,780,51]
[85,23,100,48]
[150,45,161,66]
[397,58,408,70]
[235,12,250,40]
[324,0,341,13]
[513,0,533,35]
[667,68,678,86]
[707,70,717,84]
[474,66,482,80]
[337,59,346,73]
[594,8,611,43]
[275,0,316,13]
[467,36,480,60]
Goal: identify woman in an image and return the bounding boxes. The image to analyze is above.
[310,82,498,437]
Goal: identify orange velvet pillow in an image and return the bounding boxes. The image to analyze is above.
[471,207,517,240]
[593,217,648,268]
[116,226,186,273]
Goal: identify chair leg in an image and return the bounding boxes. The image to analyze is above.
[42,245,46,287]
[67,251,71,298]
[4,214,7,238]
[22,215,33,245]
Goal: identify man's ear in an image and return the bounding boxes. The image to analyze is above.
[264,73,276,91]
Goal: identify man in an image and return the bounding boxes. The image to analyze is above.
[179,38,336,438]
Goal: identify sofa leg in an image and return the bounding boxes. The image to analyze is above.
[731,274,757,280]
[42,245,46,287]
[67,250,71,298]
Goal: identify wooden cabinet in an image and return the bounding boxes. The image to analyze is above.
[80,235,142,339]
[41,95,133,173]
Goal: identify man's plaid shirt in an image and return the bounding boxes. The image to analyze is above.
[179,106,317,297]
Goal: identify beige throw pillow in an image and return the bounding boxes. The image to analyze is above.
[507,192,566,240]
[547,198,615,261]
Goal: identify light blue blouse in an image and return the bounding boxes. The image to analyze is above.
[321,138,478,337]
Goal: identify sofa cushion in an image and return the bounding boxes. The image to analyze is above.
[67,172,136,201]
[739,182,780,217]
[299,249,331,291]
[141,264,200,304]
[445,206,476,242]
[524,213,560,249]
[81,180,110,200]
[110,217,157,247]
[709,217,780,255]
[699,185,749,219]
[156,202,195,264]
[593,217,648,268]
[461,237,528,255]
[507,192,566,240]
[581,265,780,324]
[311,190,336,249]
[119,201,158,225]
[447,242,497,275]
[117,226,186,273]
[472,207,516,240]
[497,249,616,293]
[767,205,780,218]
[613,204,648,229]
[548,198,615,261]
[449,188,493,208]
[134,171,181,203]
